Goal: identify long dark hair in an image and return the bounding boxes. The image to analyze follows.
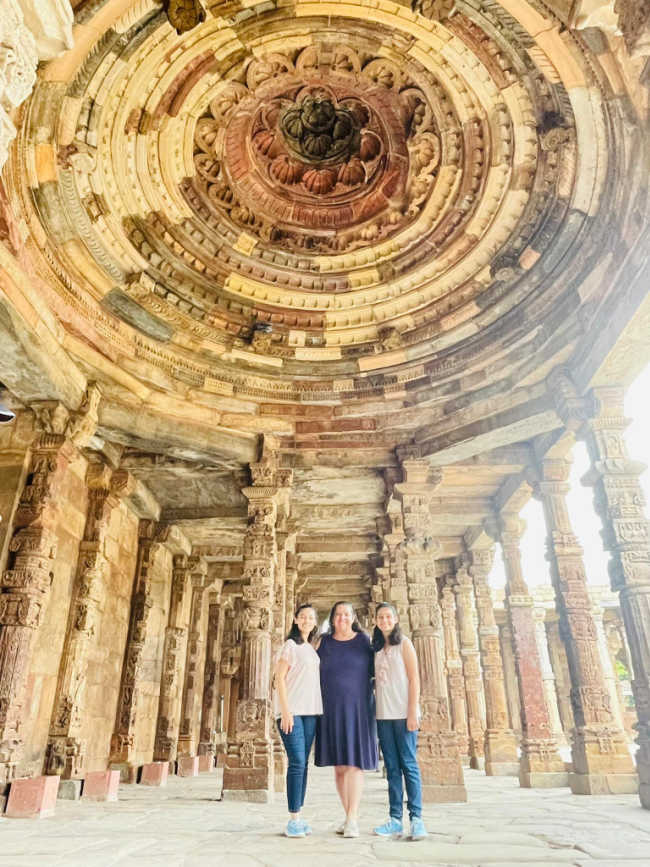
[372,602,403,651]
[286,603,319,645]
[327,600,361,635]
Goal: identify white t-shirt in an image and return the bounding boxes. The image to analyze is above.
[375,637,420,720]
[273,639,323,718]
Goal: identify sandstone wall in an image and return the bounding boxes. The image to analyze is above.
[0,414,33,571]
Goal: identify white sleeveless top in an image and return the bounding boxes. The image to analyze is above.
[374,637,418,720]
[272,639,323,718]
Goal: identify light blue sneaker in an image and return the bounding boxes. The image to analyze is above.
[409,816,428,840]
[298,819,312,835]
[285,819,306,838]
[373,817,403,838]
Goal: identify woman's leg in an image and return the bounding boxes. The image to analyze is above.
[299,716,317,809]
[278,716,307,818]
[394,719,422,820]
[334,765,349,814]
[377,719,403,820]
[344,767,364,820]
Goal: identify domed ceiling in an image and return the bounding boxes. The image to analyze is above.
[9,0,649,467]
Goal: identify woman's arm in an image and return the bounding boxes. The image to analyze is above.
[402,638,421,732]
[274,656,293,733]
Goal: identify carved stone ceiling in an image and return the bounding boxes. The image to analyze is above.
[4,0,649,597]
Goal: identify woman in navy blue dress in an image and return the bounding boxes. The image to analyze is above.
[315,601,377,838]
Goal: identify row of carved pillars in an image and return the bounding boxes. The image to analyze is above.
[0,409,245,787]
[373,382,649,807]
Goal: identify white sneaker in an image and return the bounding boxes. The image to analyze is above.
[335,820,346,835]
[343,819,360,838]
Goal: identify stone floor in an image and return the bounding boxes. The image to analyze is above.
[1,766,650,867]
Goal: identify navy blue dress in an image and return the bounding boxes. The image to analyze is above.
[315,632,378,770]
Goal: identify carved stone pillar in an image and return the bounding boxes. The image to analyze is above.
[177,559,208,757]
[440,578,469,764]
[154,554,192,763]
[199,590,225,757]
[0,432,78,785]
[546,618,575,741]
[454,559,485,769]
[532,608,566,748]
[272,531,293,793]
[395,458,466,802]
[499,621,522,737]
[535,455,636,794]
[223,441,292,801]
[218,599,241,750]
[284,552,297,634]
[469,549,519,776]
[499,515,567,787]
[581,386,650,807]
[109,520,167,780]
[591,601,626,735]
[46,464,134,778]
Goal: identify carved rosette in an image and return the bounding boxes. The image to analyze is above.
[581,387,650,805]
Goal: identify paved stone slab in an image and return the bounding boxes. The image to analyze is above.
[372,841,579,863]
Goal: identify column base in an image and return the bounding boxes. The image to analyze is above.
[222,788,273,803]
[485,760,520,776]
[422,782,467,803]
[469,756,485,770]
[109,762,138,784]
[569,771,638,795]
[519,770,569,788]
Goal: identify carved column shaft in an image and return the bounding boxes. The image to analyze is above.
[199,594,225,756]
[581,386,650,808]
[499,622,522,737]
[396,459,466,802]
[154,554,192,762]
[178,560,208,756]
[546,618,575,739]
[0,433,77,785]
[223,443,292,800]
[591,603,626,733]
[499,516,567,788]
[440,580,469,763]
[536,455,636,793]
[469,548,519,776]
[532,608,566,747]
[46,465,133,778]
[454,560,485,769]
[109,520,163,777]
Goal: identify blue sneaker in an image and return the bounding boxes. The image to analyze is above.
[410,816,428,840]
[298,819,312,835]
[373,817,403,838]
[285,819,306,838]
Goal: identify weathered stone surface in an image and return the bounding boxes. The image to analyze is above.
[5,774,58,818]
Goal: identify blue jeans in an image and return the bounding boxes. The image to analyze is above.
[277,715,317,813]
[377,719,422,820]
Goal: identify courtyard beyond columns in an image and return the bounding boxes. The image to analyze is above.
[1,766,649,867]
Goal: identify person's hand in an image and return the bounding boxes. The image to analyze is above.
[281,711,294,734]
[407,714,418,732]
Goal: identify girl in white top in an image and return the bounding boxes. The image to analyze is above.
[273,603,323,839]
[372,602,428,841]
